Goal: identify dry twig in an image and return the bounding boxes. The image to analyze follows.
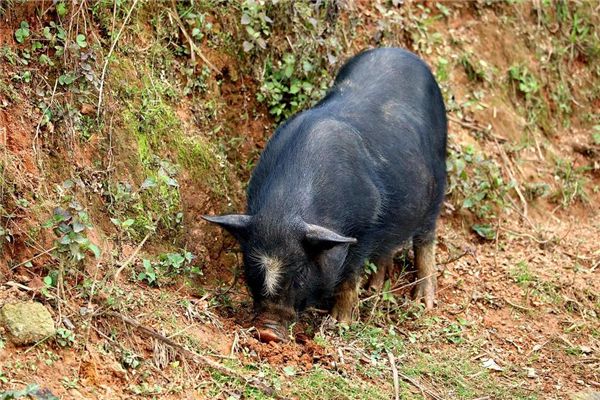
[387,351,400,400]
[102,311,278,398]
[10,246,58,270]
[168,1,220,74]
[360,272,435,303]
[113,231,151,281]
[97,0,139,119]
[397,370,443,400]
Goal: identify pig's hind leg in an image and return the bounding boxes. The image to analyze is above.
[412,233,437,310]
[366,252,394,292]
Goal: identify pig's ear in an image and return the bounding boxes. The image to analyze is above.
[305,224,357,249]
[304,224,355,273]
[202,214,252,242]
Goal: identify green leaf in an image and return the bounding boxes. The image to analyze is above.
[43,276,53,287]
[58,73,76,85]
[39,54,54,66]
[592,129,600,145]
[56,2,68,17]
[122,219,135,228]
[15,21,30,43]
[289,82,300,94]
[472,224,496,240]
[140,177,156,190]
[76,34,87,48]
[72,221,85,233]
[87,243,101,259]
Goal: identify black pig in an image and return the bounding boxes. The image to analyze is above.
[204,48,447,342]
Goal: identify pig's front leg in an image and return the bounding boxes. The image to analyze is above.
[331,275,360,323]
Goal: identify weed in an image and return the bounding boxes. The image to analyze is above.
[106,161,183,240]
[61,376,79,390]
[55,328,75,347]
[552,158,589,207]
[121,349,142,370]
[42,202,101,263]
[257,53,329,121]
[14,21,30,44]
[241,0,273,52]
[436,56,450,82]
[511,261,536,286]
[446,144,512,235]
[592,125,600,145]
[136,250,198,286]
[459,52,490,82]
[290,367,390,399]
[0,384,58,400]
[508,64,551,134]
[363,259,377,276]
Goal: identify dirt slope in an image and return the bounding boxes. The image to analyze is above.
[1,1,598,399]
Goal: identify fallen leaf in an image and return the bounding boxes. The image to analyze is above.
[481,357,504,371]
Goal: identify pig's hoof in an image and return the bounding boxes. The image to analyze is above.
[412,276,437,310]
[366,274,385,293]
[331,305,354,324]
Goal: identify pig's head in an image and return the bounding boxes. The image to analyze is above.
[203,214,356,342]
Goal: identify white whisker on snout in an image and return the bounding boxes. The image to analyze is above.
[251,251,283,296]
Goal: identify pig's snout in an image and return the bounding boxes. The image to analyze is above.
[255,319,287,343]
[253,305,295,343]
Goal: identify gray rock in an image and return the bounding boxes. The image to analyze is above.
[0,302,56,345]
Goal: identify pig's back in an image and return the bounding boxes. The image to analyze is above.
[248,48,447,246]
[319,48,447,226]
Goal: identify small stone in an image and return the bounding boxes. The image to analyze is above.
[0,302,56,345]
[524,367,537,378]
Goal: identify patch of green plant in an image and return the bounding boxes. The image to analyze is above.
[42,200,101,263]
[511,261,536,286]
[0,384,59,400]
[290,366,390,400]
[592,125,600,145]
[508,64,551,134]
[121,349,142,370]
[106,160,183,240]
[340,324,405,364]
[55,328,75,347]
[14,21,30,43]
[257,53,329,121]
[241,0,273,52]
[446,144,512,230]
[436,56,450,82]
[551,158,589,207]
[122,76,180,165]
[136,250,199,286]
[540,1,600,63]
[459,52,490,82]
[60,376,79,390]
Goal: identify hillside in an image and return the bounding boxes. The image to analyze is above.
[0,1,599,399]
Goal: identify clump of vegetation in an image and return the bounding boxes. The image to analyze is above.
[106,161,183,241]
[257,53,329,121]
[247,1,344,121]
[508,64,551,135]
[136,250,199,286]
[446,145,512,239]
[551,158,589,207]
[43,199,101,263]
